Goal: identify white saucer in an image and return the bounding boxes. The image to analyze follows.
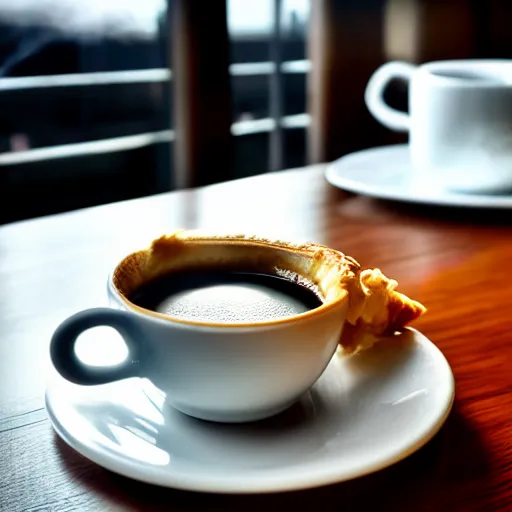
[325,144,512,209]
[46,329,454,494]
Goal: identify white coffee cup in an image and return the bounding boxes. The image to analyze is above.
[50,231,350,423]
[365,59,512,194]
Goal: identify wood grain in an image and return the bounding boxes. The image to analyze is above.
[2,167,512,511]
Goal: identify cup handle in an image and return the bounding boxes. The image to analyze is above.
[364,61,416,132]
[50,308,150,385]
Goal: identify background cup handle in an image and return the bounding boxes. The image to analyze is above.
[364,61,416,132]
[50,307,149,385]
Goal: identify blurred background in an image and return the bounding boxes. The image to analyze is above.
[0,0,510,224]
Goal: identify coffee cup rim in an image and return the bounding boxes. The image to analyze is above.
[418,59,512,87]
[107,232,351,329]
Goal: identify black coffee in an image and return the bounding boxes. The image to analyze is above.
[129,270,322,323]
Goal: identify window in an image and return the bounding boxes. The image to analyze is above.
[229,0,310,176]
[0,1,311,223]
[0,1,170,222]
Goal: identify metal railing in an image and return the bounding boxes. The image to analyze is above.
[0,59,310,163]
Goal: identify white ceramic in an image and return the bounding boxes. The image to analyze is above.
[46,328,454,493]
[326,144,512,209]
[365,59,512,194]
[49,232,352,423]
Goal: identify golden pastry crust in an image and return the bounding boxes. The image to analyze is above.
[298,244,426,355]
[337,268,426,355]
[113,231,426,354]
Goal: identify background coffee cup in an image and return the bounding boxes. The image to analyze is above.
[49,233,349,424]
[365,59,512,194]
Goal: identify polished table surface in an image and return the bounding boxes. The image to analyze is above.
[2,166,512,511]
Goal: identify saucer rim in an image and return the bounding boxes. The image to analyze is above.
[325,144,512,209]
[45,328,455,494]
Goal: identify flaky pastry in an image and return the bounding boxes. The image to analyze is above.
[336,267,425,355]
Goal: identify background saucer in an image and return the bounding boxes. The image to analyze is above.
[326,144,512,209]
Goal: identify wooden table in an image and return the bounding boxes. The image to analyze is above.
[2,166,512,511]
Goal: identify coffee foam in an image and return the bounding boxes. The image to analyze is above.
[153,281,317,323]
